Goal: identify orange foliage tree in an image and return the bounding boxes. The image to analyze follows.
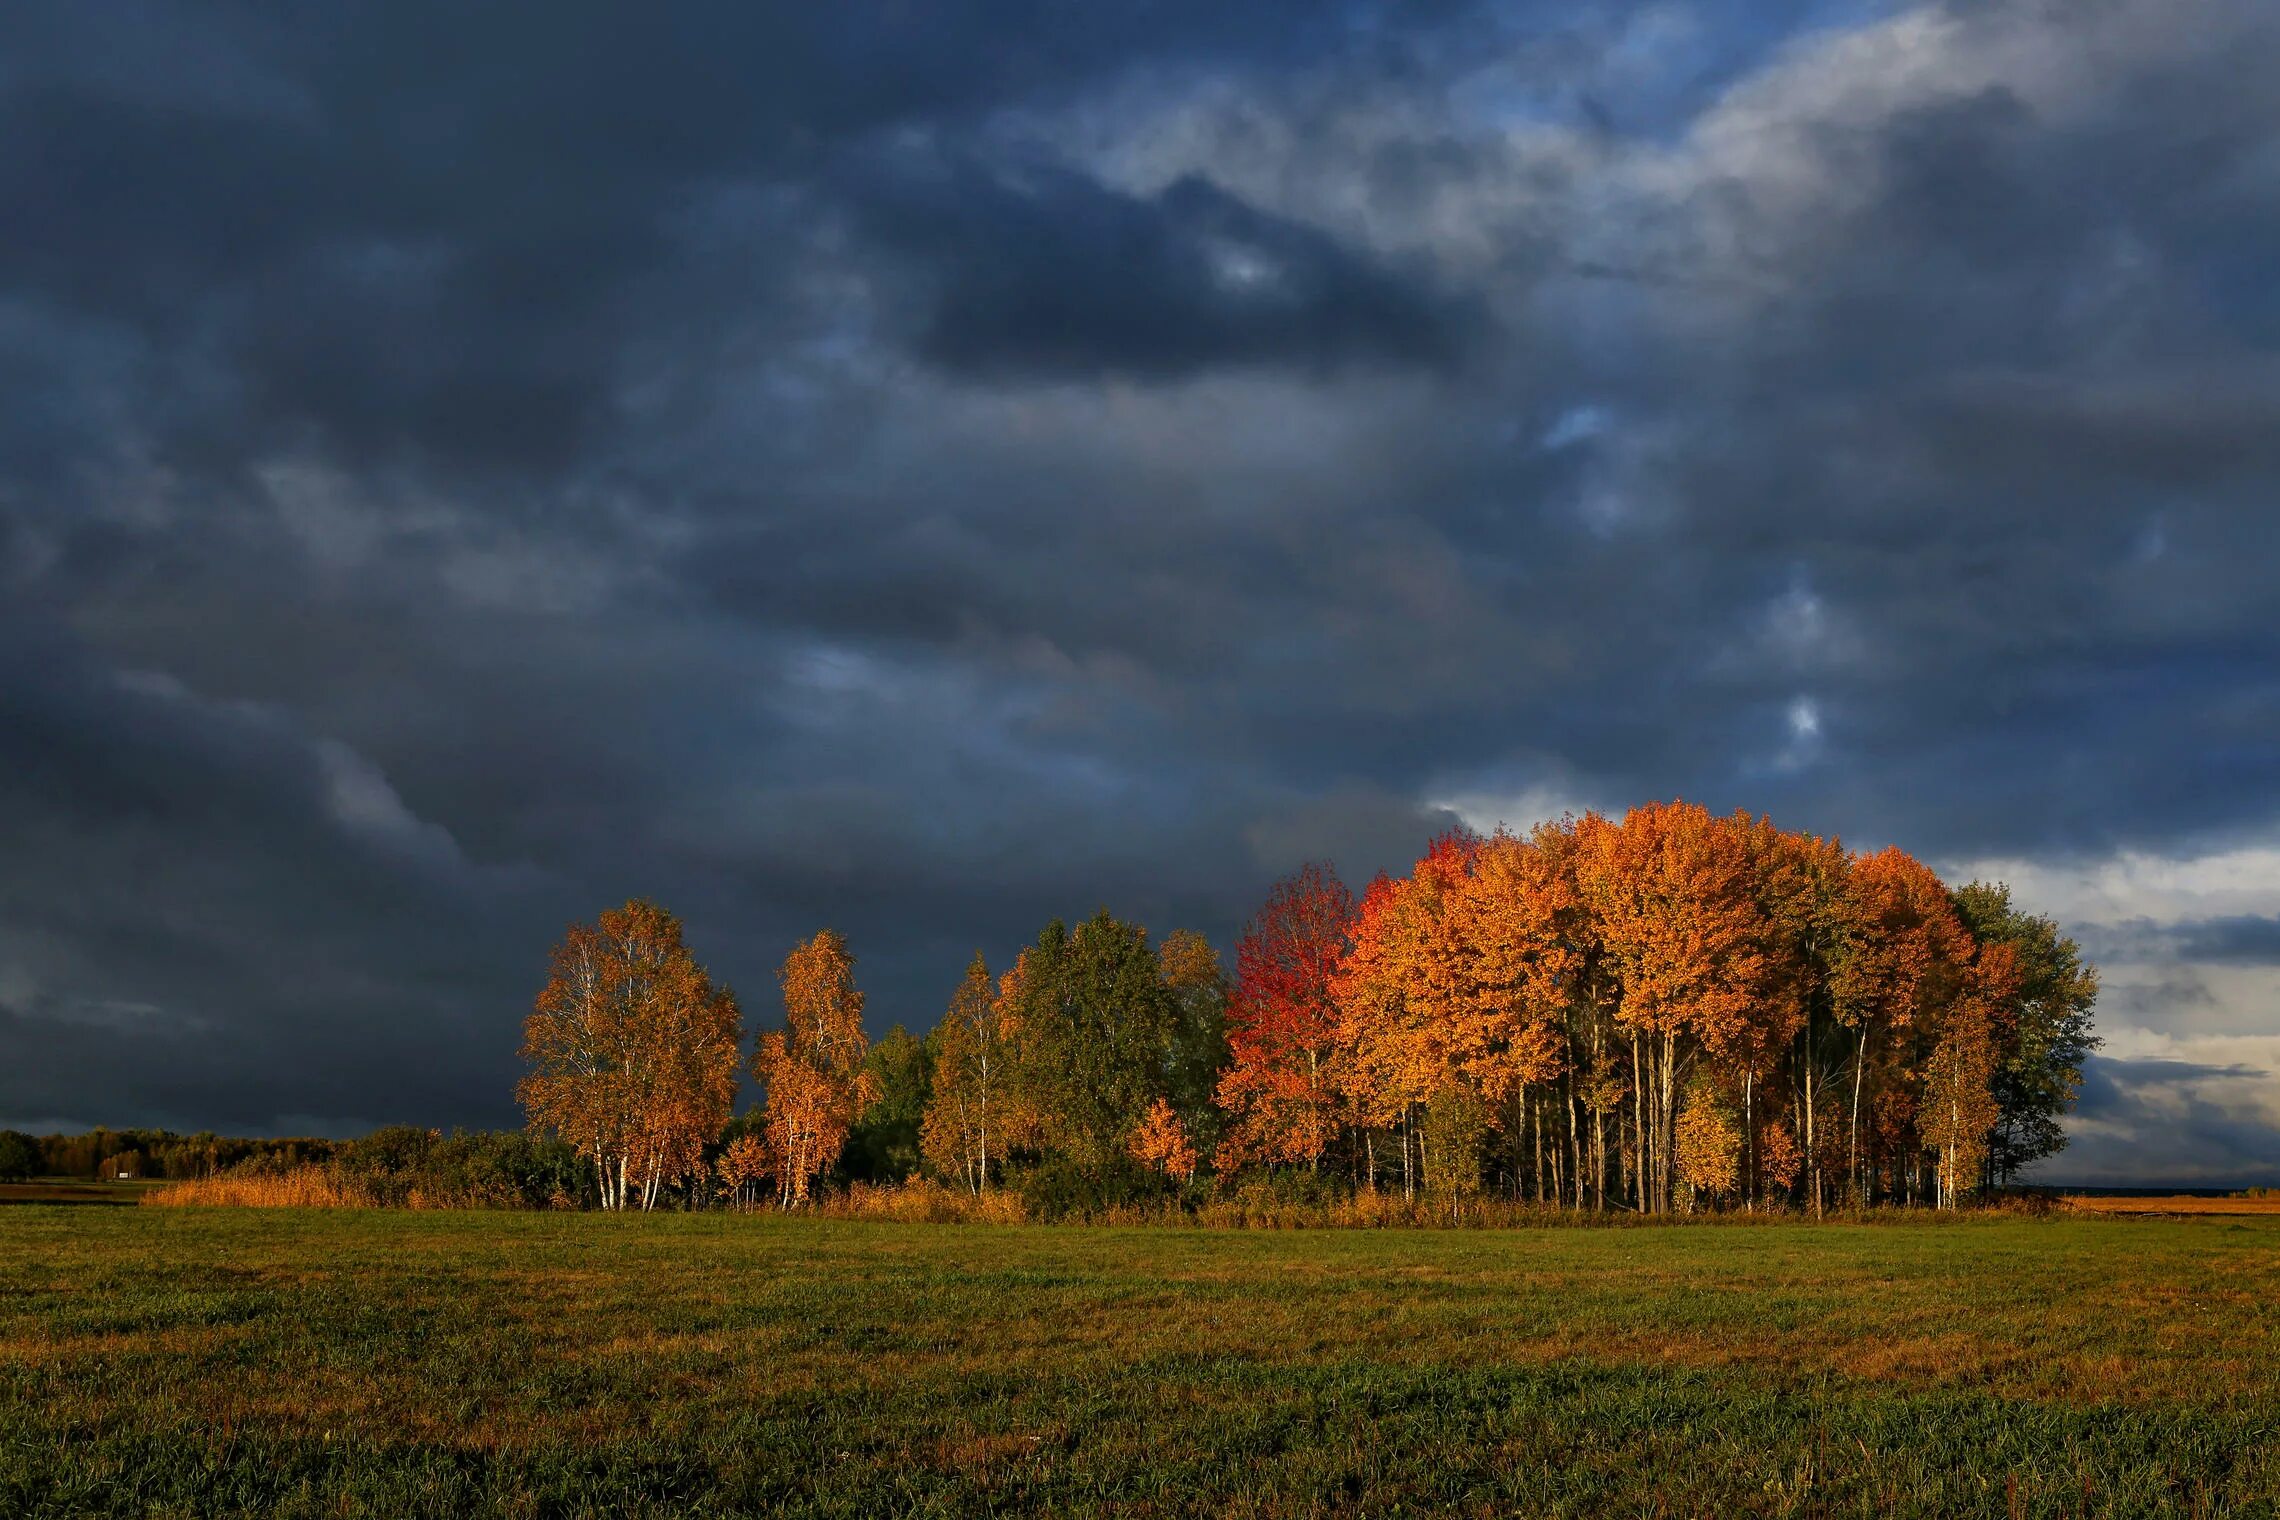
[1329,838,1471,1199]
[1674,1081,1741,1208]
[1575,803,1770,1215]
[1129,1097,1199,1183]
[519,900,741,1212]
[1921,940,2022,1207]
[753,930,878,1206]
[715,1132,771,1210]
[1834,847,1973,1204]
[1735,818,1840,1208]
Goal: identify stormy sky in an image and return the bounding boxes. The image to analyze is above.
[4,0,2277,1183]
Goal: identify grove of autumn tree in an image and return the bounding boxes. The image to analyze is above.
[518,799,2096,1219]
[1205,803,2097,1214]
[1313,806,2088,1212]
[518,899,741,1211]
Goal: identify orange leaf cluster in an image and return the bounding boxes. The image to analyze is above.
[1128,1098,1198,1182]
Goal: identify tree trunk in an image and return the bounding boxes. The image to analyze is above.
[1592,1105,1606,1212]
[1850,1024,1867,1207]
[1530,1098,1543,1203]
[1630,1033,1649,1213]
[1743,1067,1755,1212]
[1655,1031,1677,1216]
[1804,1018,1821,1219]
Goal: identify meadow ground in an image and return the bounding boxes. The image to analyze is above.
[2,1209,2276,1518]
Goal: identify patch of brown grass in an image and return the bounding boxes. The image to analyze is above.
[0,1324,256,1368]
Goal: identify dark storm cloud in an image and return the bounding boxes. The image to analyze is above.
[0,618,552,1131]
[5,0,2280,1175]
[1,1,1427,482]
[855,157,1482,379]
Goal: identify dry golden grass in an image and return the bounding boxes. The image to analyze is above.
[817,1177,1032,1224]
[2064,1193,2280,1216]
[140,1167,366,1208]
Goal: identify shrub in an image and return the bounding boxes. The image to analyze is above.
[336,1127,595,1209]
[819,1179,1028,1225]
[1016,1155,1179,1222]
[332,1127,438,1207]
[0,1129,38,1181]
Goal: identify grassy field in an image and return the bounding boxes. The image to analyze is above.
[3,1209,2276,1517]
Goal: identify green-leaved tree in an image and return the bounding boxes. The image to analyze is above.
[1951,882,2099,1185]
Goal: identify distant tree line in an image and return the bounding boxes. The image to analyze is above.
[0,1129,334,1183]
[511,801,2096,1217]
[1,1125,594,1209]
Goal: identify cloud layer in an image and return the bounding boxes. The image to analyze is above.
[4,0,2276,1178]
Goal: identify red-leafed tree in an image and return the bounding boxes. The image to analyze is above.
[1215,862,1356,1171]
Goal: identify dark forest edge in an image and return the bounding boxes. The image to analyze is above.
[57,800,2122,1222]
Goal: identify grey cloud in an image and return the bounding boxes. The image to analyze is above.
[2081,916,2280,969]
[2044,1055,2280,1186]
[2169,916,2280,966]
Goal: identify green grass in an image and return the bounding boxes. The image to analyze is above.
[4,1210,2277,1516]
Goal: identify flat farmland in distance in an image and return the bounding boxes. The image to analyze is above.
[3,1210,2277,1518]
[0,1181,162,1207]
[2064,1194,2280,1216]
